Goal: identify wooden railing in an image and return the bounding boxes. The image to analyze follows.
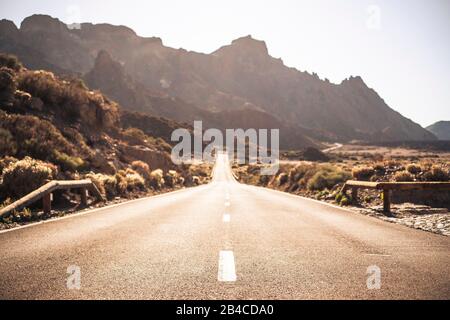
[341,180,450,213]
[0,179,105,219]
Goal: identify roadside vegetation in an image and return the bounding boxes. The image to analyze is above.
[233,147,450,208]
[0,54,211,227]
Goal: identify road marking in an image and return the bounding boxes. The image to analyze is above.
[364,253,391,257]
[225,201,230,207]
[223,214,230,222]
[218,250,237,282]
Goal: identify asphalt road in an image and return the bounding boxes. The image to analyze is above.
[0,153,449,299]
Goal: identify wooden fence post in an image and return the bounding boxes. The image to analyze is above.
[351,187,358,201]
[81,187,88,206]
[382,189,391,213]
[43,192,51,214]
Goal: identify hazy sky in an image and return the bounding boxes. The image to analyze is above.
[1,0,449,127]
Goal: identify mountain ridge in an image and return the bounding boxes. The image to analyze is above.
[0,14,436,144]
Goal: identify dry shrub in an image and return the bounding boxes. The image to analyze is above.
[85,173,106,196]
[352,166,375,181]
[149,169,165,189]
[18,70,63,106]
[192,176,201,185]
[0,67,16,105]
[86,172,119,199]
[0,128,17,157]
[17,70,119,128]
[394,171,414,182]
[423,166,449,182]
[2,157,57,199]
[289,163,315,183]
[385,160,401,168]
[0,111,76,164]
[373,163,385,174]
[114,173,128,195]
[131,161,151,183]
[276,173,288,186]
[123,128,148,146]
[406,164,422,175]
[117,168,145,191]
[0,53,22,71]
[164,170,180,188]
[0,156,17,175]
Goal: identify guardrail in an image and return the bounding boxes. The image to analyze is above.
[0,179,105,219]
[341,180,450,213]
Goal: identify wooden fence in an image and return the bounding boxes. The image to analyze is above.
[0,179,105,219]
[341,180,450,213]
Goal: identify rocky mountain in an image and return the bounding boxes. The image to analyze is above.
[0,53,187,175]
[84,50,320,149]
[0,14,436,144]
[426,121,450,140]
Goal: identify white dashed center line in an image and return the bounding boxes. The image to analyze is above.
[225,201,230,207]
[218,250,237,282]
[223,214,231,223]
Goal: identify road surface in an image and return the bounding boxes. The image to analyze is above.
[0,153,449,299]
[322,143,343,153]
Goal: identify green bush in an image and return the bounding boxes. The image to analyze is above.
[307,165,351,191]
[53,150,85,172]
[340,196,351,206]
[335,192,343,204]
[2,157,57,199]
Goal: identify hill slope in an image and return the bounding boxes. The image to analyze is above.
[0,54,213,207]
[427,121,450,140]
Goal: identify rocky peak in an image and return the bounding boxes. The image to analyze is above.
[213,35,269,57]
[340,75,367,88]
[91,50,124,77]
[0,19,19,38]
[95,50,115,67]
[20,14,68,34]
[231,35,268,54]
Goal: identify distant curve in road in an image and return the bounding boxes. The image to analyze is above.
[0,153,449,299]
